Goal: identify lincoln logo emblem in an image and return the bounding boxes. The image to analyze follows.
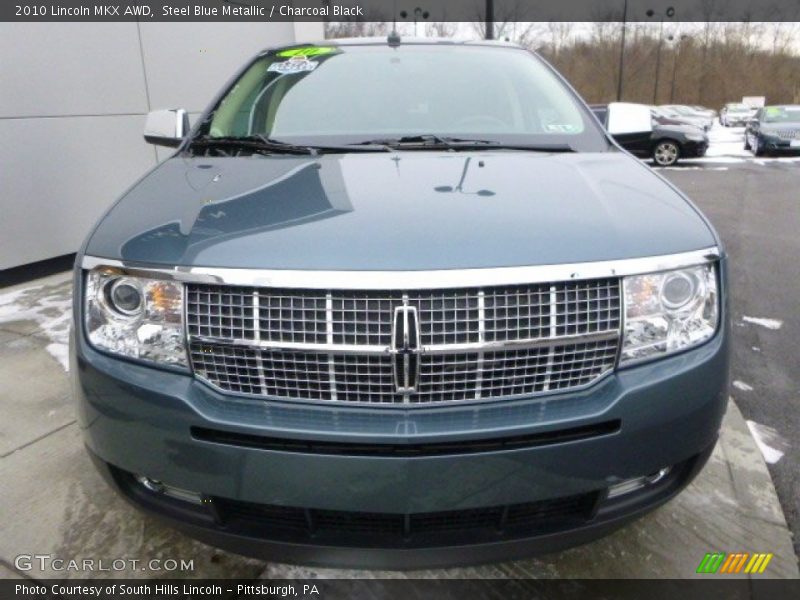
[391,305,421,393]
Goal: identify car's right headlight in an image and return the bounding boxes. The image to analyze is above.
[84,267,188,368]
[620,263,718,366]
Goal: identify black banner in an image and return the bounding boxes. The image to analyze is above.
[5,579,800,600]
[3,0,800,23]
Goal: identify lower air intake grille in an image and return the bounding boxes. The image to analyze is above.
[213,492,599,548]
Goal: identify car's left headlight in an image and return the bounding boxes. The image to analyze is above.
[620,263,718,365]
[84,267,188,367]
[685,133,706,142]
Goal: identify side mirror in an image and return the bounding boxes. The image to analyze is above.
[606,103,653,136]
[144,109,189,147]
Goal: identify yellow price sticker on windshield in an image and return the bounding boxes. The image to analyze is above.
[277,47,336,58]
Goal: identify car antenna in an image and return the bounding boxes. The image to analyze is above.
[387,0,401,47]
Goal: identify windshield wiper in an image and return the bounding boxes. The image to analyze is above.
[352,134,488,149]
[190,135,390,155]
[351,135,575,153]
[470,142,576,152]
[191,135,315,155]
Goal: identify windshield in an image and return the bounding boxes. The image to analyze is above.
[198,44,607,151]
[762,106,800,123]
[728,105,750,113]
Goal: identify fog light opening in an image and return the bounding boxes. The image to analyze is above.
[646,467,671,485]
[607,466,672,499]
[136,475,204,505]
[136,475,164,493]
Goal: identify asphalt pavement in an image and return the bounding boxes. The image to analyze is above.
[657,134,799,556]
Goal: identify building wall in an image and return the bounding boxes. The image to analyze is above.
[0,22,323,269]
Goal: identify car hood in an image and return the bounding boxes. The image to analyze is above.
[85,151,716,271]
[762,122,800,132]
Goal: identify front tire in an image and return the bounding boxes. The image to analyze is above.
[753,135,765,156]
[653,140,681,166]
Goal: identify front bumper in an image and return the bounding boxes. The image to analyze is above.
[684,140,708,158]
[90,442,715,569]
[759,136,800,153]
[72,304,729,566]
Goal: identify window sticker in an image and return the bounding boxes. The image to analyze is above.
[268,56,319,74]
[277,46,336,58]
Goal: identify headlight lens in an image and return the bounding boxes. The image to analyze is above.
[686,133,706,142]
[85,268,188,367]
[620,263,718,365]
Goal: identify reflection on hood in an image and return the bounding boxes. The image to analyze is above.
[120,160,353,264]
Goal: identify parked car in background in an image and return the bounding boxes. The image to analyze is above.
[742,97,766,112]
[689,105,717,119]
[744,105,800,156]
[593,103,709,166]
[651,107,698,128]
[659,105,713,131]
[720,103,754,127]
[72,41,728,568]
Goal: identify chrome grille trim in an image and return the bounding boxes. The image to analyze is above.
[325,292,338,402]
[81,247,720,289]
[774,129,799,139]
[187,329,619,355]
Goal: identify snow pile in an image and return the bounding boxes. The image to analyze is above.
[746,421,789,464]
[742,315,783,330]
[0,277,73,371]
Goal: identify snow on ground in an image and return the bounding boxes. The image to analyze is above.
[746,421,789,464]
[656,122,800,167]
[703,123,752,159]
[742,315,783,330]
[0,276,72,371]
[733,380,754,392]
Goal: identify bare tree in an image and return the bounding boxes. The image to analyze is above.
[324,20,389,39]
[537,21,800,107]
[545,22,574,59]
[470,0,536,40]
[425,21,457,38]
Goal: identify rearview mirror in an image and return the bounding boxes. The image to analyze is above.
[606,103,653,135]
[144,109,189,147]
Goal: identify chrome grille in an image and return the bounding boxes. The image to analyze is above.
[774,129,799,139]
[414,341,620,403]
[187,286,255,341]
[187,279,621,405]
